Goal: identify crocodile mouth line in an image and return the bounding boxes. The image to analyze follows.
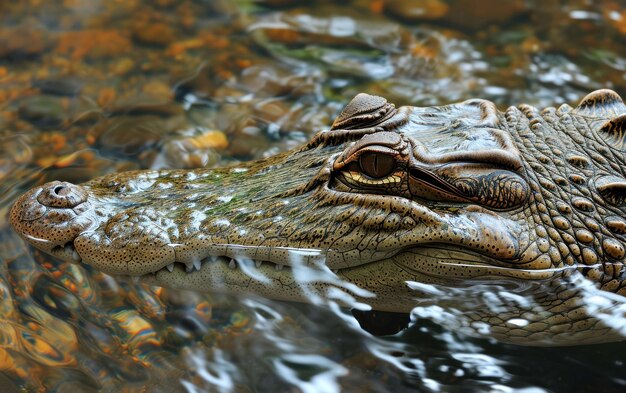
[51,240,308,277]
[52,240,529,278]
[150,255,301,276]
[28,228,337,277]
[146,244,515,278]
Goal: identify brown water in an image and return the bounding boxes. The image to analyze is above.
[1,0,626,392]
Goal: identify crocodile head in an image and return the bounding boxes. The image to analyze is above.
[10,90,626,344]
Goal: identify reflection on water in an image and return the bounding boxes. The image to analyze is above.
[2,0,626,392]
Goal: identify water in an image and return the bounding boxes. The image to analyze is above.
[1,0,626,391]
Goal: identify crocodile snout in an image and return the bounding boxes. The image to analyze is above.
[9,181,95,262]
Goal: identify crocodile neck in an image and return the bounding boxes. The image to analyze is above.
[505,103,626,293]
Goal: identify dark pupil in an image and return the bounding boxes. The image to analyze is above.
[359,152,396,179]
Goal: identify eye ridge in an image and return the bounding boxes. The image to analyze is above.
[358,152,397,179]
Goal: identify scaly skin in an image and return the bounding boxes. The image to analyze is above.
[9,90,626,346]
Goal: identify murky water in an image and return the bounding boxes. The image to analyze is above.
[2,0,626,392]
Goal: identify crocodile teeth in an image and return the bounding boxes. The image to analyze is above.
[229,259,237,270]
[166,263,174,272]
[275,264,284,271]
[255,260,263,268]
[183,259,203,273]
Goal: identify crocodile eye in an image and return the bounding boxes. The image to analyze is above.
[359,152,396,179]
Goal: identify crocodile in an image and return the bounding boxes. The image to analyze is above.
[9,89,626,346]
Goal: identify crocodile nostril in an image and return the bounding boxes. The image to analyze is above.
[53,185,68,196]
[37,181,88,208]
